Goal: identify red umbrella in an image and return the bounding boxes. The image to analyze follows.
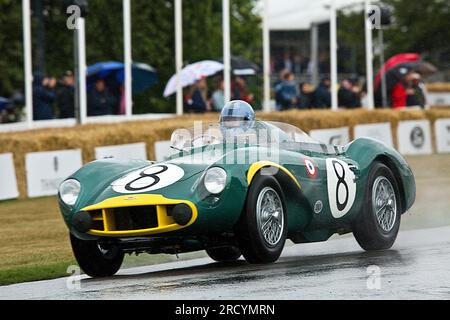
[374,53,420,91]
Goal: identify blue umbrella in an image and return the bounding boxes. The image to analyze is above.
[87,61,157,94]
[0,97,11,111]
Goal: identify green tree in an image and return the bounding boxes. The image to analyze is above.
[337,0,450,75]
[0,0,24,97]
[382,0,450,67]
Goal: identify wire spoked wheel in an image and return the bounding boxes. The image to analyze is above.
[256,187,284,247]
[236,174,287,264]
[372,176,397,233]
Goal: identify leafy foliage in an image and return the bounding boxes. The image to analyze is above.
[338,0,450,74]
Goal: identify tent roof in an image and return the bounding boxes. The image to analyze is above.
[266,0,377,31]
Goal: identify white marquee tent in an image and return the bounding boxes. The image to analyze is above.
[267,0,376,31]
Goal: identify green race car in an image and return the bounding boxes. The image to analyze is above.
[58,101,415,277]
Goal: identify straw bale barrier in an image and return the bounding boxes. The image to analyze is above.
[427,83,450,93]
[1,108,450,198]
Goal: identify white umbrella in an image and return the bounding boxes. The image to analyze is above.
[164,60,224,97]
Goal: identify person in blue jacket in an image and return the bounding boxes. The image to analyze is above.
[33,73,56,120]
[275,72,298,110]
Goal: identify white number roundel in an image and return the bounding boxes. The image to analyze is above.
[326,158,356,218]
[112,164,184,194]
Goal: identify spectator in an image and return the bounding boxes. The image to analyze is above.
[391,71,416,109]
[232,76,254,104]
[297,82,314,109]
[87,79,117,116]
[293,53,308,74]
[33,73,56,120]
[211,78,225,111]
[186,78,209,113]
[275,72,298,110]
[312,77,331,108]
[406,73,426,108]
[56,71,75,118]
[282,51,293,72]
[338,78,361,108]
[274,69,289,88]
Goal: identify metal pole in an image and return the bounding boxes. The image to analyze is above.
[310,23,319,87]
[33,0,46,74]
[175,0,183,116]
[364,0,375,110]
[262,0,271,112]
[123,0,133,117]
[379,28,387,108]
[222,0,231,103]
[330,0,338,110]
[76,17,87,124]
[22,0,33,127]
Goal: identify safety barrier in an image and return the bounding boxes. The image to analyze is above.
[0,108,449,199]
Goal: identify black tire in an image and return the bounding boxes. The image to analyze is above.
[353,162,401,251]
[236,174,287,263]
[70,233,124,278]
[206,246,241,262]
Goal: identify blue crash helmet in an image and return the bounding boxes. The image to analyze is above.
[219,100,255,136]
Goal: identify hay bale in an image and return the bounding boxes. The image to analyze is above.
[0,109,449,198]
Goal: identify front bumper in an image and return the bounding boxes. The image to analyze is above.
[77,194,198,237]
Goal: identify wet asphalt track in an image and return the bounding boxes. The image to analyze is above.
[2,225,450,300]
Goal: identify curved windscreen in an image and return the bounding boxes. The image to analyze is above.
[170,120,320,151]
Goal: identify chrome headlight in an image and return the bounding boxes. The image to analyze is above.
[204,167,227,194]
[59,179,81,206]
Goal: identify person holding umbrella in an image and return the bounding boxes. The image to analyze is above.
[407,73,427,108]
[186,78,209,113]
[87,79,118,116]
[391,70,417,109]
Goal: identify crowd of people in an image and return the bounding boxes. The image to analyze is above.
[271,52,331,76]
[184,76,254,113]
[271,50,428,110]
[273,69,363,110]
[165,62,429,114]
[387,71,427,109]
[32,71,126,120]
[1,55,431,124]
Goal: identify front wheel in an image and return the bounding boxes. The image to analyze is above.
[236,174,287,263]
[206,246,241,262]
[70,234,124,278]
[353,162,401,251]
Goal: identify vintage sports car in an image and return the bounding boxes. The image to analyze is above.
[58,100,415,277]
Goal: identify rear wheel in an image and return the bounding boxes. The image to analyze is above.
[353,162,401,251]
[206,246,241,262]
[236,174,287,263]
[70,233,124,278]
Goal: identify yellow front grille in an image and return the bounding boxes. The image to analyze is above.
[81,194,197,237]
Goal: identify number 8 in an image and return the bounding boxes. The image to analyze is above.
[124,165,168,191]
[332,160,349,211]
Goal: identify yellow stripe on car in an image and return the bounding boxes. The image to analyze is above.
[247,161,301,189]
